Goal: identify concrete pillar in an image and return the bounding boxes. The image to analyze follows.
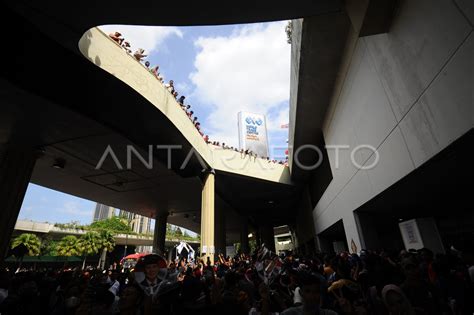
[200,170,215,264]
[0,144,38,261]
[153,212,168,255]
[260,224,276,253]
[240,217,250,254]
[215,206,226,257]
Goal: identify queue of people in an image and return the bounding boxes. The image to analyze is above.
[107,31,289,167]
[107,31,206,139]
[206,142,289,166]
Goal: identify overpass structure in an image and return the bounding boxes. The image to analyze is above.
[1,0,472,261]
[13,220,199,247]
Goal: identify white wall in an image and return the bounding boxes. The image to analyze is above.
[314,0,473,250]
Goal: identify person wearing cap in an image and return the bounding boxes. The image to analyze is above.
[139,254,167,296]
[130,254,179,314]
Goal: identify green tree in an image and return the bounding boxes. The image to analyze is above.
[40,235,58,256]
[42,240,59,256]
[97,230,115,269]
[56,235,80,256]
[90,216,131,233]
[77,231,101,269]
[11,233,41,256]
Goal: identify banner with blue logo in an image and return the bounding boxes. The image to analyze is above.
[237,111,269,158]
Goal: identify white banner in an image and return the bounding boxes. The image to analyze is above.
[238,111,269,158]
[399,219,424,250]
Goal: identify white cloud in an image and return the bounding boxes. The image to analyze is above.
[59,201,93,217]
[175,82,191,95]
[189,22,290,147]
[98,25,183,55]
[267,106,290,132]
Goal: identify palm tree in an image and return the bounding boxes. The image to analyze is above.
[97,230,115,269]
[77,231,101,269]
[56,235,80,256]
[11,233,41,256]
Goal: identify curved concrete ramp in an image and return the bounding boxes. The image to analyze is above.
[78,27,292,185]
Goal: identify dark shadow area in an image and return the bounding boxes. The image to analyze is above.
[215,170,300,227]
[318,219,348,253]
[354,128,474,252]
[1,5,207,178]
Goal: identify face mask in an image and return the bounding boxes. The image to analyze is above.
[65,296,80,308]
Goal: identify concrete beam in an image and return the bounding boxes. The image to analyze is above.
[345,0,398,37]
[289,13,352,182]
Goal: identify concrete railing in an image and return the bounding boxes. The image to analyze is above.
[78,28,292,185]
[209,145,291,183]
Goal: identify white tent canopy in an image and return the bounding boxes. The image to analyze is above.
[174,241,195,261]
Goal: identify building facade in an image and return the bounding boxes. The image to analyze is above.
[118,209,152,235]
[289,0,473,255]
[93,203,115,222]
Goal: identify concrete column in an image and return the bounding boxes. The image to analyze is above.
[240,217,250,254]
[0,144,38,261]
[200,170,215,264]
[153,212,168,255]
[215,206,226,257]
[260,224,276,253]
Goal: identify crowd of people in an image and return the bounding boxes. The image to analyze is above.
[108,32,207,138]
[206,142,289,166]
[107,31,289,167]
[1,243,473,315]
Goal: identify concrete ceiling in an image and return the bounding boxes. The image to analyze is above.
[1,0,333,242]
[6,1,342,29]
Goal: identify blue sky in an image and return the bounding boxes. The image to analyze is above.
[18,22,290,228]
